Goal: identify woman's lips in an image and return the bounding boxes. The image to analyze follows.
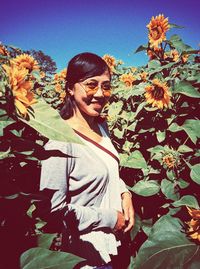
[91,101,103,109]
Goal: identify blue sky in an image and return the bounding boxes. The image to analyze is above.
[1,0,199,71]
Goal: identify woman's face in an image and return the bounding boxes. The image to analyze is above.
[71,70,111,117]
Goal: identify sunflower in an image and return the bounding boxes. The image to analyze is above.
[3,64,36,116]
[162,153,176,168]
[140,71,148,82]
[131,67,137,73]
[144,78,171,109]
[55,83,62,93]
[170,50,180,62]
[147,14,169,48]
[11,54,39,72]
[54,68,67,81]
[186,207,200,242]
[40,71,46,78]
[59,91,66,102]
[181,53,189,63]
[0,44,9,56]
[119,73,135,87]
[102,54,116,72]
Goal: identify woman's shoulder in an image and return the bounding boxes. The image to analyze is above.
[44,139,72,152]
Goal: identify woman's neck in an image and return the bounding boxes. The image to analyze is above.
[68,106,96,129]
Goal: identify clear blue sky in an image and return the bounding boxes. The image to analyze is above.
[1,0,199,71]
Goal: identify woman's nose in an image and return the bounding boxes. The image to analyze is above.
[94,86,104,97]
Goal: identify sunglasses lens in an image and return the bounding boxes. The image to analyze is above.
[83,82,112,97]
[103,90,112,97]
[86,87,99,96]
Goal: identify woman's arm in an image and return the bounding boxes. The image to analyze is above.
[119,178,135,232]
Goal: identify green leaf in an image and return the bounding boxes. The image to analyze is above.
[27,204,36,218]
[131,180,160,197]
[170,35,182,42]
[134,45,148,53]
[135,215,198,269]
[20,247,85,269]
[135,102,146,118]
[161,179,179,201]
[178,145,193,153]
[169,23,184,29]
[0,119,15,136]
[169,35,192,52]
[31,70,41,80]
[142,219,153,236]
[120,150,147,169]
[182,120,200,144]
[166,170,176,181]
[0,148,12,159]
[174,81,200,98]
[108,100,123,116]
[147,60,161,69]
[169,120,200,144]
[190,164,200,184]
[178,179,189,189]
[172,195,199,209]
[113,128,124,139]
[156,131,166,143]
[130,214,142,241]
[37,233,57,249]
[21,99,83,144]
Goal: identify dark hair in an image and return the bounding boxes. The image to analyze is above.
[60,52,110,119]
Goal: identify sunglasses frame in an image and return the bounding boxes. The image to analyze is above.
[78,81,112,97]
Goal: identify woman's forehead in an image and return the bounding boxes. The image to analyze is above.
[84,71,110,82]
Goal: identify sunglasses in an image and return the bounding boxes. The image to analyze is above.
[78,81,112,97]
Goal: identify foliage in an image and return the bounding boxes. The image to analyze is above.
[0,44,82,269]
[104,14,200,268]
[0,13,200,269]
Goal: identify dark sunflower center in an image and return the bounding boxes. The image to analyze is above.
[152,85,164,100]
[151,26,162,39]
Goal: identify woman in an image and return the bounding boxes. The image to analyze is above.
[40,52,134,269]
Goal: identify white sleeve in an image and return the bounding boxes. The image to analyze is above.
[40,140,117,232]
[119,178,131,195]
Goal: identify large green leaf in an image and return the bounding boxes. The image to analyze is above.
[169,35,192,52]
[190,164,200,184]
[169,120,200,144]
[20,247,85,269]
[37,233,57,249]
[161,179,179,201]
[182,120,200,144]
[120,150,147,169]
[135,215,198,269]
[174,81,200,98]
[172,195,199,209]
[0,118,15,136]
[21,100,83,144]
[131,180,160,197]
[147,60,161,69]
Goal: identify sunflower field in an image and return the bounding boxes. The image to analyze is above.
[0,14,200,269]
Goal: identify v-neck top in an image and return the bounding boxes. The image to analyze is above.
[40,123,129,266]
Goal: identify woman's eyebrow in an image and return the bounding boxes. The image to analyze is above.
[85,79,111,83]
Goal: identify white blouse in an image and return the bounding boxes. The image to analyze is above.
[40,123,128,267]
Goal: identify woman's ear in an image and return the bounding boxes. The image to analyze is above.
[68,89,74,96]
